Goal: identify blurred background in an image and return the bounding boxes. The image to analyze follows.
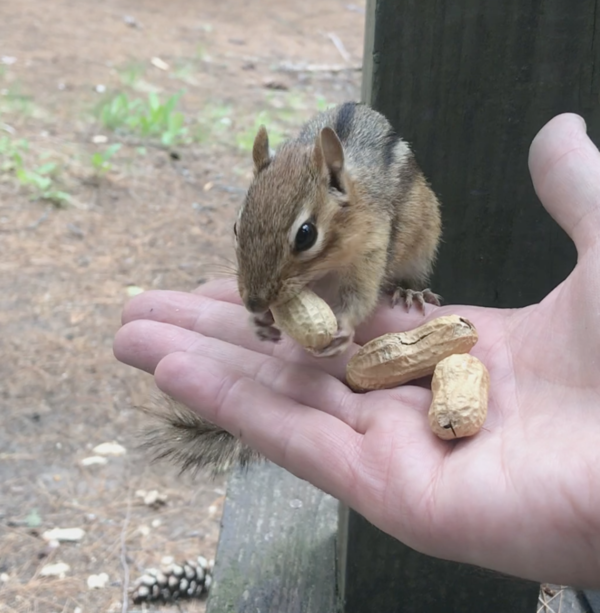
[0,0,365,610]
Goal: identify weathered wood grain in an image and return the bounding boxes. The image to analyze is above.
[205,461,340,613]
[363,0,600,308]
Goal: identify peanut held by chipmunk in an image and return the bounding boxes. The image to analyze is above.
[140,102,444,476]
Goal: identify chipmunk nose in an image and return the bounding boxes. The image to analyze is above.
[246,296,269,314]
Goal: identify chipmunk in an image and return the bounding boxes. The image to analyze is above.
[140,102,442,477]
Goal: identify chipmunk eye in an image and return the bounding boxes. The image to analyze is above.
[294,222,317,252]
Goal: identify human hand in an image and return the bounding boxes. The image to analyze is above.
[113,112,600,588]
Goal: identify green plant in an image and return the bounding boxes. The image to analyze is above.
[16,162,70,206]
[0,136,70,206]
[96,92,140,131]
[91,142,122,175]
[0,136,28,171]
[96,91,188,146]
[117,61,146,87]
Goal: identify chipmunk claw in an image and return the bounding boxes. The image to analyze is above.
[390,287,442,313]
[251,312,282,343]
[308,325,354,359]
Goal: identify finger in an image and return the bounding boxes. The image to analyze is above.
[528,112,600,253]
[193,276,242,304]
[121,276,242,328]
[353,300,444,345]
[114,319,364,428]
[154,350,364,505]
[120,290,353,379]
[353,300,505,349]
[114,318,199,374]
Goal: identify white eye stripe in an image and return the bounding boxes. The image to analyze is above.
[288,205,310,245]
[288,205,323,256]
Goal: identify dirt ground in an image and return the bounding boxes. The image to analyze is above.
[0,1,364,610]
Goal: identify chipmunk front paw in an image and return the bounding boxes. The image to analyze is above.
[308,322,354,359]
[251,311,282,343]
[390,287,441,313]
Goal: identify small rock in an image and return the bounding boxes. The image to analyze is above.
[92,134,108,144]
[38,538,60,558]
[1,56,16,65]
[138,525,151,537]
[95,84,106,93]
[42,527,85,543]
[92,442,126,456]
[80,456,108,467]
[123,15,139,28]
[262,77,289,91]
[0,573,9,583]
[345,3,365,12]
[87,572,109,589]
[136,488,168,508]
[40,562,70,578]
[151,57,169,71]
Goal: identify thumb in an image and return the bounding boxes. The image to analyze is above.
[528,113,600,255]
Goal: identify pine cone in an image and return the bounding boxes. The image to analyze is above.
[131,555,214,604]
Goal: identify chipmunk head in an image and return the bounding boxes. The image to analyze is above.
[234,123,358,314]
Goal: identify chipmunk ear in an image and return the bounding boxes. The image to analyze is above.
[252,125,271,174]
[314,127,346,194]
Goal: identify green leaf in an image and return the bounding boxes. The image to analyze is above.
[148,92,160,112]
[126,285,145,296]
[26,508,42,528]
[104,143,122,158]
[36,162,57,175]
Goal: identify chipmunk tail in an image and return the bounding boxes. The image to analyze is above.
[135,392,263,479]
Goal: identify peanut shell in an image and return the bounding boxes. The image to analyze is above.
[428,353,489,440]
[345,315,478,392]
[271,288,337,351]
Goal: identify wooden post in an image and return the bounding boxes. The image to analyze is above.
[361,0,599,308]
[206,462,340,612]
[337,0,600,612]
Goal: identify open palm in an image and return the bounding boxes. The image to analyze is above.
[114,113,600,588]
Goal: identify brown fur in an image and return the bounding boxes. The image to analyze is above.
[137,393,264,478]
[142,102,442,478]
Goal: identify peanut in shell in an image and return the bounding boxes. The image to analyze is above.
[271,288,338,351]
[345,315,478,392]
[428,353,489,440]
